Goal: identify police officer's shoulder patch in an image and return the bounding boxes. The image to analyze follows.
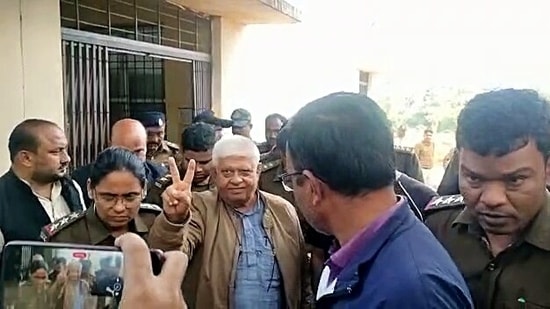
[139,203,162,213]
[394,145,414,153]
[41,211,86,241]
[424,195,465,215]
[261,159,281,173]
[165,141,180,151]
[154,175,173,189]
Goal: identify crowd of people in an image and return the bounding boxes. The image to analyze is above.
[0,88,549,308]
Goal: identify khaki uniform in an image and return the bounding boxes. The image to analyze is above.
[148,140,181,167]
[437,149,459,195]
[425,194,550,308]
[41,204,184,252]
[181,189,312,309]
[257,141,273,155]
[259,159,293,202]
[414,141,435,169]
[394,146,424,182]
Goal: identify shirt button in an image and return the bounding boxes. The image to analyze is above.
[488,263,496,271]
[346,286,353,294]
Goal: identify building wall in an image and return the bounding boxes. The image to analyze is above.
[164,61,193,144]
[210,8,361,141]
[211,17,246,117]
[0,0,64,172]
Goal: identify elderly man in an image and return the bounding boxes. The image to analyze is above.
[162,135,311,309]
[72,118,167,206]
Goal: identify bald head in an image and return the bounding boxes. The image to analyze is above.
[110,119,147,161]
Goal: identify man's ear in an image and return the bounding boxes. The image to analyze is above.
[545,157,550,187]
[17,151,34,168]
[86,179,93,199]
[302,170,324,206]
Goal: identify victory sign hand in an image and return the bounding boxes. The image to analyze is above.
[161,157,196,224]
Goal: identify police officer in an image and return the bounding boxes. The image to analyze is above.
[425,89,550,308]
[230,108,253,138]
[149,122,216,205]
[257,113,287,155]
[42,147,185,252]
[192,110,233,141]
[394,145,424,182]
[72,119,167,207]
[134,112,180,167]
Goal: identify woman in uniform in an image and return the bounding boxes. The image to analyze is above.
[41,146,184,249]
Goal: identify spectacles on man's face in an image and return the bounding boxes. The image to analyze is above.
[280,171,303,192]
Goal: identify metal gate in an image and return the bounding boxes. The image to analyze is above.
[193,61,212,113]
[62,40,110,169]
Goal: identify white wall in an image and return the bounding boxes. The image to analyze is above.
[211,2,362,142]
[0,0,64,172]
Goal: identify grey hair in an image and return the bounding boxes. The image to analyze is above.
[212,135,260,166]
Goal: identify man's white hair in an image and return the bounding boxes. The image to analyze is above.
[212,135,260,166]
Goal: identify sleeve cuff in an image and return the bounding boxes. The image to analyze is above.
[160,211,191,230]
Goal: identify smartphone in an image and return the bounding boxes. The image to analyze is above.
[1,241,164,309]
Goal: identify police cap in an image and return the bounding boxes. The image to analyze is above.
[231,108,252,128]
[193,110,232,128]
[134,112,166,128]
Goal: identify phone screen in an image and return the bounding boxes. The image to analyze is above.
[1,242,124,309]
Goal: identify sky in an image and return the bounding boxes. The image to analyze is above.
[357,0,550,91]
[222,0,550,140]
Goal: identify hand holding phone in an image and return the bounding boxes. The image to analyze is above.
[1,240,167,308]
[116,233,188,309]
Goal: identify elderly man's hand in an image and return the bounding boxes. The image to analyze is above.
[162,157,196,223]
[116,233,188,309]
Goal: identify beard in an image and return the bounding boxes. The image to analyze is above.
[32,169,65,183]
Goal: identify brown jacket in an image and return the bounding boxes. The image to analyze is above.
[42,204,184,252]
[181,189,312,309]
[425,194,550,308]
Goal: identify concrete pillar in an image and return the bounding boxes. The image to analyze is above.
[210,17,246,117]
[0,0,64,172]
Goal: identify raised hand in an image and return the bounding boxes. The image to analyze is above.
[161,157,196,223]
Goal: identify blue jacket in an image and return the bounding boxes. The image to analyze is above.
[316,201,473,308]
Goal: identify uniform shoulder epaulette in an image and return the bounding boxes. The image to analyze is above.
[394,145,414,153]
[139,203,162,213]
[40,211,86,241]
[261,159,281,173]
[424,195,465,214]
[154,174,173,189]
[165,141,180,151]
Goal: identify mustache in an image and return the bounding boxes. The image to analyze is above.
[478,211,510,218]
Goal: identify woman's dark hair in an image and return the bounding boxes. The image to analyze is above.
[29,260,48,274]
[89,146,147,188]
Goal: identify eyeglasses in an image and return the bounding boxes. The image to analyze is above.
[94,192,143,206]
[279,171,303,192]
